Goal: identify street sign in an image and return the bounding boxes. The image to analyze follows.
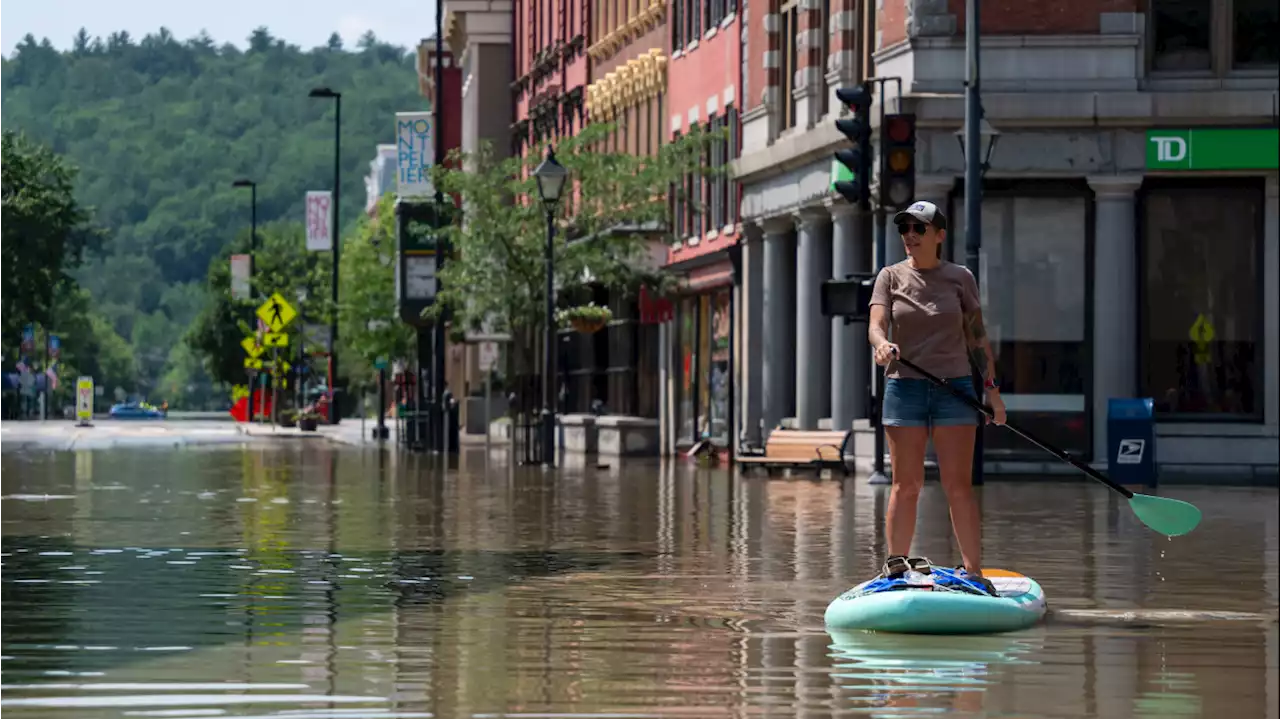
[396,111,434,198]
[230,254,252,299]
[479,341,499,372]
[48,334,61,359]
[241,336,264,359]
[76,376,93,424]
[244,357,264,369]
[306,191,333,251]
[263,332,289,348]
[257,293,297,332]
[22,324,35,354]
[231,384,250,401]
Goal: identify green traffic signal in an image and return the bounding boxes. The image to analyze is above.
[833,83,874,206]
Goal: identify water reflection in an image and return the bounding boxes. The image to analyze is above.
[1,443,1276,718]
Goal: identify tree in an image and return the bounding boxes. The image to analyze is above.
[2,26,422,406]
[1,131,99,358]
[185,222,331,387]
[428,123,718,375]
[336,195,415,384]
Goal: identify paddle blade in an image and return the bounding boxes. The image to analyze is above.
[1127,493,1202,537]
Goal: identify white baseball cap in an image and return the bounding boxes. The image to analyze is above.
[893,200,948,230]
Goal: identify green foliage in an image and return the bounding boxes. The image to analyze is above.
[1,27,423,406]
[184,221,331,386]
[1,130,102,353]
[556,302,613,328]
[337,195,415,384]
[429,123,720,369]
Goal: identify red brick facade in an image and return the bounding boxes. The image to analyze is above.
[666,3,742,265]
[512,0,591,159]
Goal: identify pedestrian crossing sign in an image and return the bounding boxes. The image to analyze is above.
[244,357,264,369]
[241,336,264,359]
[263,332,289,348]
[257,293,297,332]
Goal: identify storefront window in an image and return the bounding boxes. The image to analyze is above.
[954,189,1091,457]
[708,291,732,446]
[1141,180,1263,420]
[677,297,698,444]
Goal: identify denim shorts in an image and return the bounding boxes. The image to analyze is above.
[882,376,981,428]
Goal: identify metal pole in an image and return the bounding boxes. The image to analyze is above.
[868,78,892,486]
[541,212,556,467]
[376,367,387,440]
[964,0,985,486]
[329,95,341,425]
[433,21,449,456]
[248,183,257,427]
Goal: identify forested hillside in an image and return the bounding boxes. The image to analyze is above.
[1,27,423,405]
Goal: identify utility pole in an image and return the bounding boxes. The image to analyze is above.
[964,0,986,486]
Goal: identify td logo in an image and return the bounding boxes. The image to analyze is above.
[1150,135,1188,163]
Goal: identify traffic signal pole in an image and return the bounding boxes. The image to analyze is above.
[868,76,901,486]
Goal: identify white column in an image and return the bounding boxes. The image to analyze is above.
[827,199,871,428]
[761,217,797,435]
[1088,175,1143,464]
[795,208,833,429]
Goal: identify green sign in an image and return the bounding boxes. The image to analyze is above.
[1145,128,1279,171]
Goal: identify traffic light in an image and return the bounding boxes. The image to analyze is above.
[880,113,916,209]
[833,83,873,207]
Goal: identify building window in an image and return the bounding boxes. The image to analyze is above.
[708,289,732,446]
[727,105,739,224]
[780,0,799,130]
[677,296,699,444]
[1140,179,1264,420]
[1150,0,1279,73]
[819,0,831,116]
[707,113,721,229]
[672,0,682,48]
[672,131,685,237]
[954,188,1091,458]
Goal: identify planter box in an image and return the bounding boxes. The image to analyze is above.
[596,415,658,457]
[559,414,598,454]
[299,417,319,432]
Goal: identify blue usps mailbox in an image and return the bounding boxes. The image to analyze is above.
[1107,398,1156,487]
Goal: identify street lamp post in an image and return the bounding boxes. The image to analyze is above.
[232,179,258,419]
[958,0,999,486]
[533,148,569,468]
[309,87,342,424]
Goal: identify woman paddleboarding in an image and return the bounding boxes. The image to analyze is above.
[867,200,1004,596]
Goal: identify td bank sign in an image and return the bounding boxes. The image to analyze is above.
[1146,128,1279,171]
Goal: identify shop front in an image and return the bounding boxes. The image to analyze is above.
[668,253,737,453]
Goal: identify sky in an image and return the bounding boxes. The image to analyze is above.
[2,0,440,57]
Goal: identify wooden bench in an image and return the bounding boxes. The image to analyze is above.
[736,429,852,476]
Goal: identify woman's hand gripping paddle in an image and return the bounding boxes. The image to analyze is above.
[889,350,1202,537]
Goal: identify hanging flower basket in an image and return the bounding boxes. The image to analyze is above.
[557,303,613,334]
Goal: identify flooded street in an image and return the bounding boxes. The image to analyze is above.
[2,443,1276,719]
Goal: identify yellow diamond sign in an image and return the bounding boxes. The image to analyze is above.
[241,336,264,359]
[256,292,297,332]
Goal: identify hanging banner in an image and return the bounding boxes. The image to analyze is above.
[395,111,434,198]
[230,254,252,300]
[306,191,333,251]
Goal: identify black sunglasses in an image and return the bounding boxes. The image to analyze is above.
[896,222,930,235]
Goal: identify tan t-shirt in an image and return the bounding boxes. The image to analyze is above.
[869,260,980,380]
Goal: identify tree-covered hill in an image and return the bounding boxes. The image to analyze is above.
[1,27,423,405]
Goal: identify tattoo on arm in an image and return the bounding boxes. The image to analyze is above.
[963,310,996,381]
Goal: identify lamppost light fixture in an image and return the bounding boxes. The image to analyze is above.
[308,87,340,99]
[232,179,255,188]
[955,117,1001,170]
[533,148,569,207]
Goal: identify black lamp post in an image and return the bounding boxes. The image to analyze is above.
[309,86,342,424]
[533,147,569,467]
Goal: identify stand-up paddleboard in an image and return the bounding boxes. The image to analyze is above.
[825,568,1047,635]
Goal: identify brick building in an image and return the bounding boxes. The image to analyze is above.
[731,0,1278,477]
[660,0,744,453]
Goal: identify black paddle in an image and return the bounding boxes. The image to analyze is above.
[888,350,1202,537]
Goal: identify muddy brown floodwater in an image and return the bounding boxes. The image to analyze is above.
[2,443,1276,718]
